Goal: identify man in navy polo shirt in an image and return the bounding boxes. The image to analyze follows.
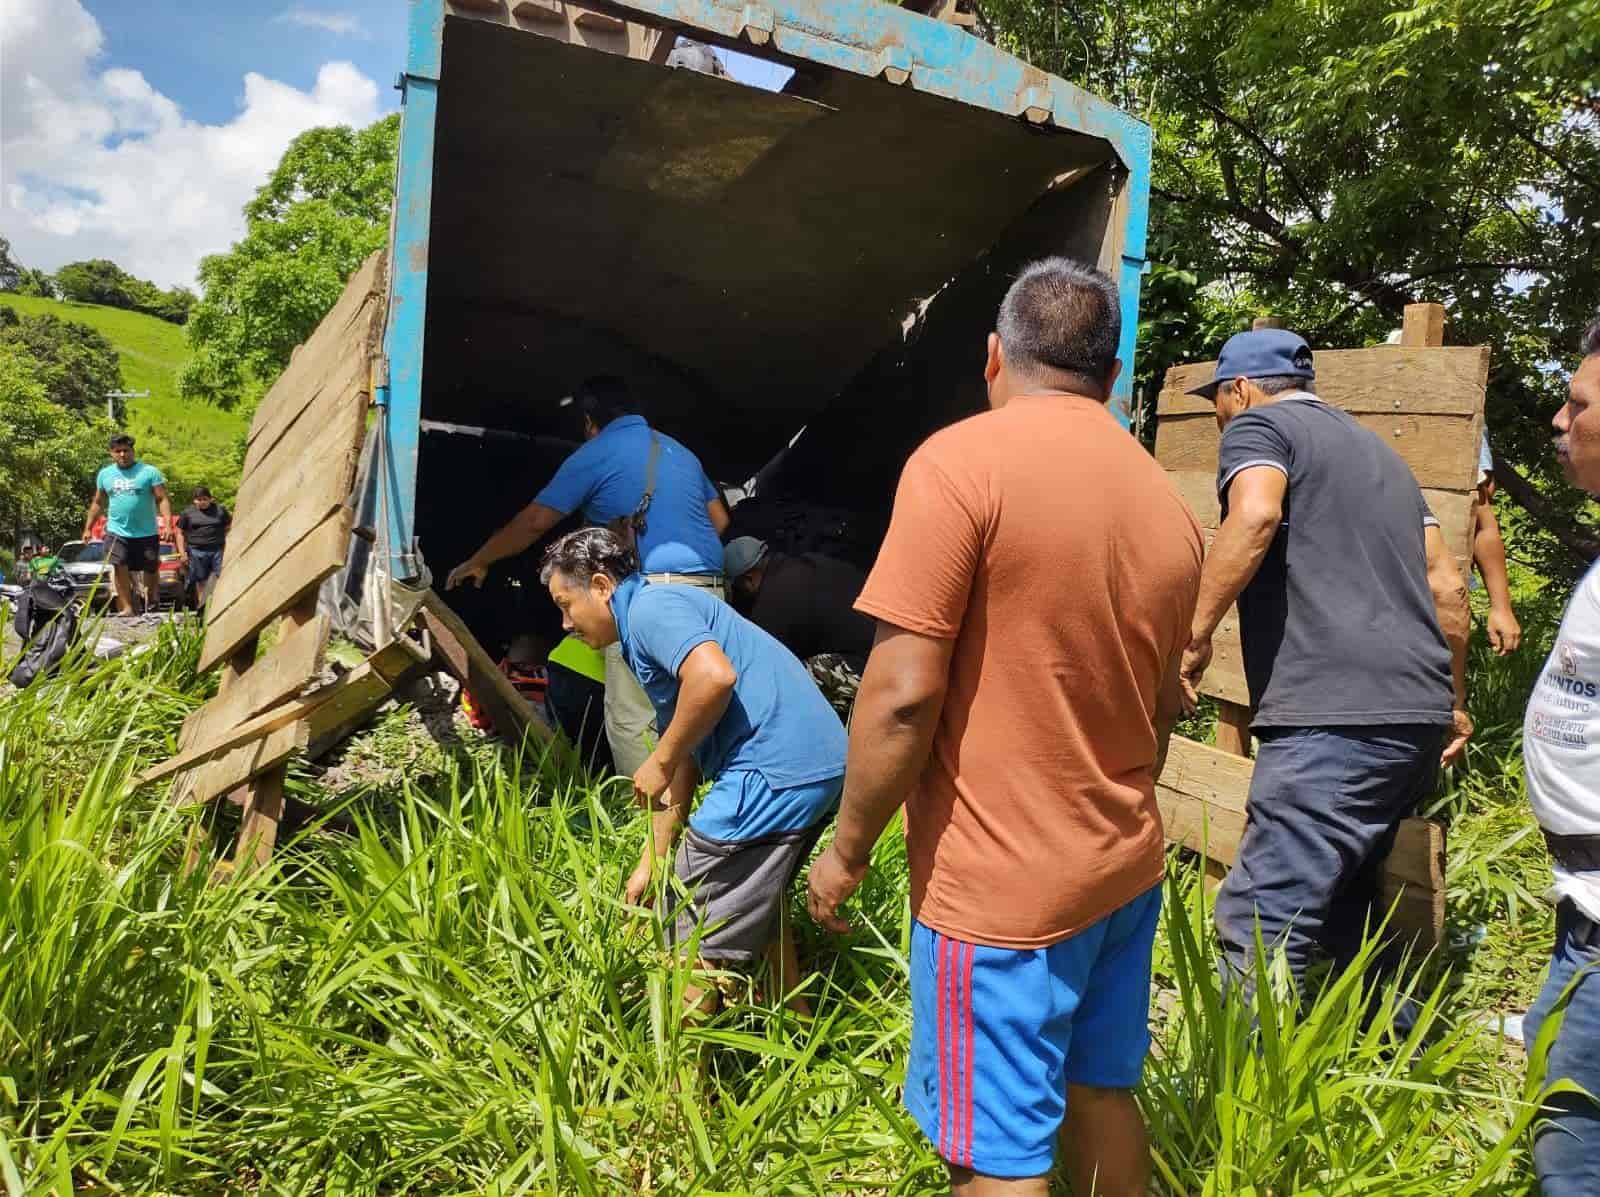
[1180,328,1472,1031]
[447,376,731,775]
[540,526,846,1019]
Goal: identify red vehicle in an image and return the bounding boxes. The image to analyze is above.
[158,541,188,608]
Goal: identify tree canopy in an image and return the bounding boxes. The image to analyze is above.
[180,115,400,410]
[0,343,112,548]
[980,0,1599,577]
[53,259,196,325]
[0,309,124,420]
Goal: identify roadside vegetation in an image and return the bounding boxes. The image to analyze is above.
[0,554,1565,1194]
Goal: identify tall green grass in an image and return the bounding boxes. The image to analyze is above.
[0,615,1564,1193]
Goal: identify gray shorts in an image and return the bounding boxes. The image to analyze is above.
[667,819,831,962]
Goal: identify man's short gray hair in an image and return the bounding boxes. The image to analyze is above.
[1582,312,1600,358]
[539,527,638,587]
[996,258,1121,383]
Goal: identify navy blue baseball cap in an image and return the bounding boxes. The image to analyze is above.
[1187,328,1316,399]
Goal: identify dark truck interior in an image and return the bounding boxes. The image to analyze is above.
[416,12,1129,654]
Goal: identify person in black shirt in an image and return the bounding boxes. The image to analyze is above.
[174,486,231,605]
[1180,328,1471,1035]
[724,536,874,716]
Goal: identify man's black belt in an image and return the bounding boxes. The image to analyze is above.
[1544,830,1600,873]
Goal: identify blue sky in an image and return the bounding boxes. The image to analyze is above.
[84,1,405,128]
[2,1,787,288]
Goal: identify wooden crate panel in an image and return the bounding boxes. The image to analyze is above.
[199,507,355,672]
[1157,735,1444,945]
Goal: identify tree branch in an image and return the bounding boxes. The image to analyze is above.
[1495,458,1600,571]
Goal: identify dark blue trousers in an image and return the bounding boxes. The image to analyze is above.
[1523,899,1600,1197]
[1214,724,1444,1015]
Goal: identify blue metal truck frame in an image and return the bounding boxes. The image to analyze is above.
[381,0,1152,582]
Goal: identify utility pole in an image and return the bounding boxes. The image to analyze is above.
[105,389,150,423]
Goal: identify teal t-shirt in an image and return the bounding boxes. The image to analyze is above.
[96,461,165,538]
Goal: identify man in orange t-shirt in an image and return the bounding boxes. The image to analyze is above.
[808,258,1202,1195]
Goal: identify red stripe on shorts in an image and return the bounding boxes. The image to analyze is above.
[961,940,976,1167]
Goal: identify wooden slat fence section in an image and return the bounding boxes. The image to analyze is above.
[153,251,388,876]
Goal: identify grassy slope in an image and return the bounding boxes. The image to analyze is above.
[0,294,245,503]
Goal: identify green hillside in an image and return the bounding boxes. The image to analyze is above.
[0,293,246,504]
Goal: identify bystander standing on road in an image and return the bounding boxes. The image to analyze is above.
[1518,313,1600,1197]
[1180,328,1472,1032]
[175,486,231,606]
[808,259,1201,1196]
[82,435,173,617]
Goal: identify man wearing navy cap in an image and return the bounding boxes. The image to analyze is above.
[1180,328,1473,1025]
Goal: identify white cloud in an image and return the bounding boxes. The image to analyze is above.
[0,0,383,289]
[276,7,369,38]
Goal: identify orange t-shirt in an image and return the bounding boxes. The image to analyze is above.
[856,393,1203,948]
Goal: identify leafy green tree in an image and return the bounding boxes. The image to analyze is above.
[181,114,400,409]
[982,0,1599,577]
[0,343,112,547]
[0,309,124,419]
[54,259,139,308]
[0,235,21,293]
[15,269,57,299]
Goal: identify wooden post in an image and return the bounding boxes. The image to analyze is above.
[1401,302,1446,349]
[1252,316,1284,331]
[231,598,320,876]
[181,638,259,879]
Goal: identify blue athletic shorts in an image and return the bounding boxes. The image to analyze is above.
[905,883,1162,1178]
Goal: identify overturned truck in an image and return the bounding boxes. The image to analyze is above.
[153,0,1153,868]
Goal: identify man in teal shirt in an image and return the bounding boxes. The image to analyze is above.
[83,434,174,615]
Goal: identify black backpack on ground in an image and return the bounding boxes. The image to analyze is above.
[10,571,80,689]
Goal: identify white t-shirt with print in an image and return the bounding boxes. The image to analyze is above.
[1525,561,1600,922]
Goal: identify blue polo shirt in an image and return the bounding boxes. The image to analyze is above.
[612,574,847,839]
[534,416,723,575]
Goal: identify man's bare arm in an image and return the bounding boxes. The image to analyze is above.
[806,623,954,932]
[1472,487,1521,654]
[1182,466,1286,699]
[653,642,736,779]
[1425,524,1473,766]
[446,501,564,589]
[707,496,731,538]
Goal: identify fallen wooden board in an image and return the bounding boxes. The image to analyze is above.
[199,506,355,672]
[230,399,367,554]
[173,650,416,807]
[418,590,550,743]
[1156,734,1445,946]
[176,613,332,755]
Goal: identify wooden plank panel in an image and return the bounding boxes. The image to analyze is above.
[207,489,351,621]
[199,507,354,672]
[1157,735,1445,944]
[418,590,551,743]
[233,392,366,529]
[176,613,330,755]
[1157,409,1477,492]
[240,353,366,483]
[244,254,384,458]
[181,720,309,808]
[1158,346,1490,417]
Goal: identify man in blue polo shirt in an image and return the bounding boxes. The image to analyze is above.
[539,526,846,1018]
[446,376,731,775]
